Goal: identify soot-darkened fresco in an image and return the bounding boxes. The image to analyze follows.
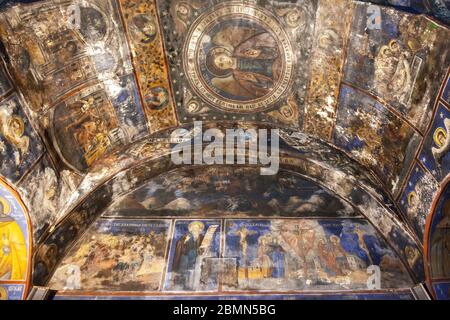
[303,0,352,139]
[49,219,171,292]
[104,167,358,219]
[426,179,450,300]
[334,84,420,195]
[18,154,79,241]
[344,2,449,133]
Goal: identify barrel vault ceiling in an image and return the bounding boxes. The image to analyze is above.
[0,0,449,299]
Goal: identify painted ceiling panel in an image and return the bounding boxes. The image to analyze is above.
[46,166,414,295]
[104,167,360,218]
[334,84,421,196]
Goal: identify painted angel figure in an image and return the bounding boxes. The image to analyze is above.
[374,40,413,105]
[432,118,450,171]
[205,26,282,100]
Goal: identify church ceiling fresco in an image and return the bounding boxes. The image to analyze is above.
[399,163,439,242]
[0,179,31,300]
[343,2,449,133]
[303,0,352,139]
[359,1,450,25]
[156,0,315,126]
[0,0,447,299]
[118,0,178,132]
[47,166,414,295]
[393,71,450,252]
[48,217,414,295]
[420,102,450,181]
[0,0,447,193]
[0,0,150,174]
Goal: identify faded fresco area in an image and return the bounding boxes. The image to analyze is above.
[420,102,450,181]
[303,0,352,139]
[343,3,449,132]
[399,164,439,241]
[0,0,149,173]
[334,85,420,195]
[48,217,413,294]
[0,0,132,113]
[0,0,448,300]
[18,154,79,241]
[157,0,315,126]
[52,78,147,172]
[0,179,30,300]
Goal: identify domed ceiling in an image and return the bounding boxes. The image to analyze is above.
[0,0,449,300]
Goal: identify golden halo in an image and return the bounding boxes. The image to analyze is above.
[0,287,8,300]
[433,127,447,148]
[407,191,417,207]
[188,221,205,232]
[0,196,11,215]
[8,116,25,136]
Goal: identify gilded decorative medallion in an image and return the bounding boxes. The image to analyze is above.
[183,3,295,112]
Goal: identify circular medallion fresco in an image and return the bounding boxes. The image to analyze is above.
[184,4,295,113]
